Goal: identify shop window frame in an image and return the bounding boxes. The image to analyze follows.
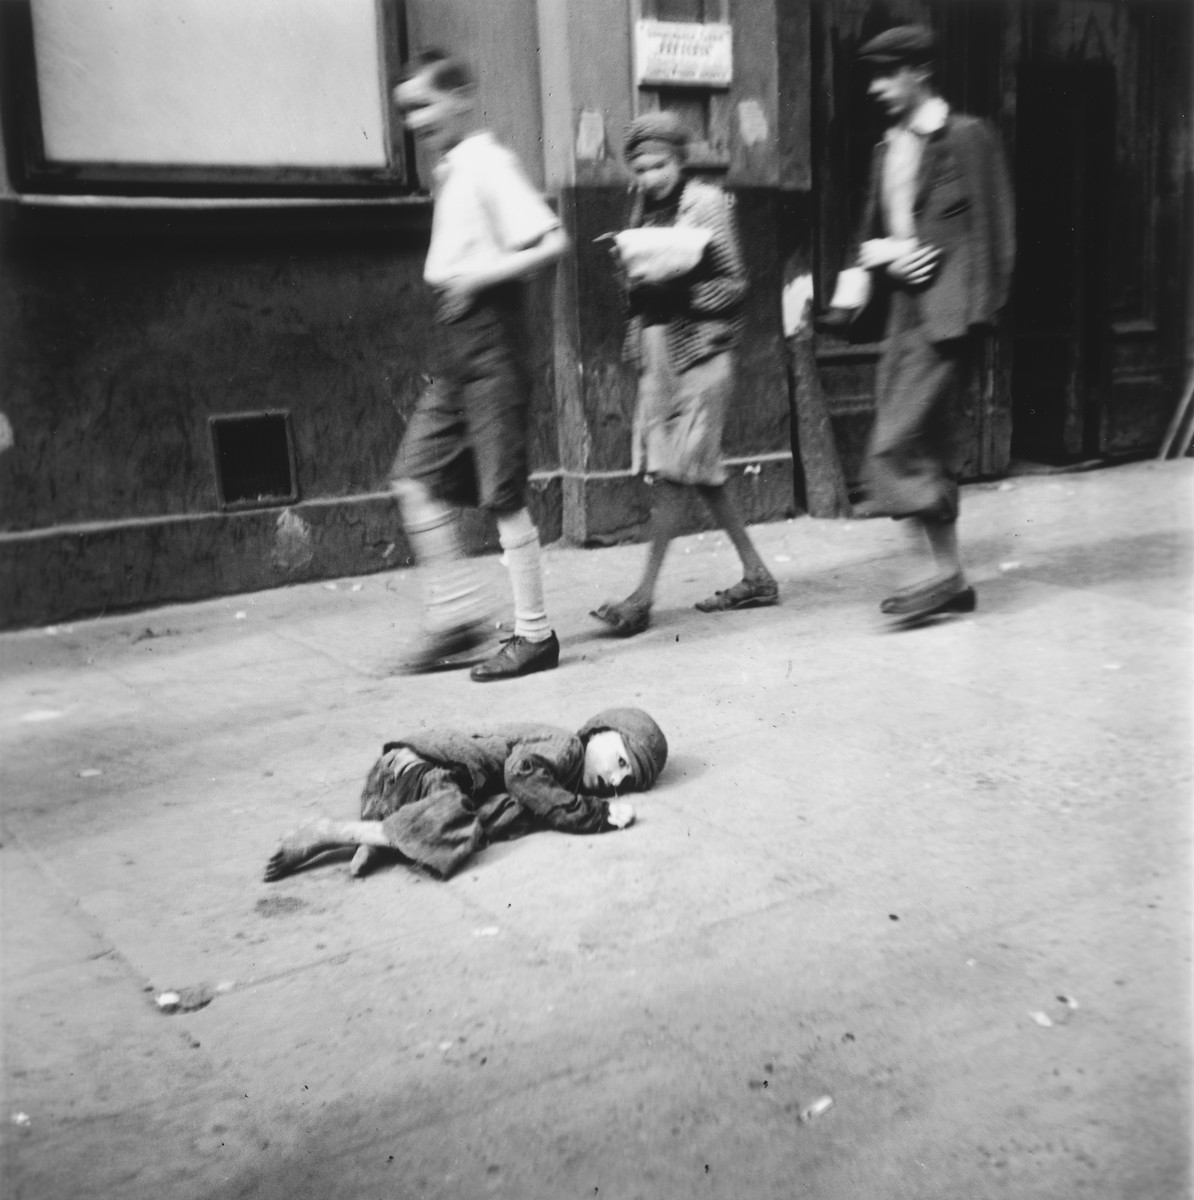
[0,0,413,200]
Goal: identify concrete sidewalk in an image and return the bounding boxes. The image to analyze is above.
[2,459,1191,1200]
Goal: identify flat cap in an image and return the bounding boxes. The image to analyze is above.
[857,24,936,67]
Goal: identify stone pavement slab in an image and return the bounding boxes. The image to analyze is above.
[2,459,1191,1200]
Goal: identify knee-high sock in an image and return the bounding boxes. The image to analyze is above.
[496,509,551,643]
[393,480,487,631]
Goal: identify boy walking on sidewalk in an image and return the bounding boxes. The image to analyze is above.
[389,50,567,679]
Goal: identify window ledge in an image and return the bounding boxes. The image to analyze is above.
[1110,318,1158,337]
[6,192,432,211]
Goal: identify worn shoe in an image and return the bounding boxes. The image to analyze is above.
[695,575,779,613]
[392,622,491,674]
[591,599,652,637]
[470,632,560,681]
[881,573,976,622]
[813,306,860,334]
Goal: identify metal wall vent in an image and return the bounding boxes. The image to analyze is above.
[209,411,298,510]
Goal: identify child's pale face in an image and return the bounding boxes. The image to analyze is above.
[583,730,632,794]
[630,149,683,202]
[393,72,471,152]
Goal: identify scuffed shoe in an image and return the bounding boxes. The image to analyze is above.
[392,622,491,674]
[813,306,861,334]
[695,575,779,612]
[470,632,560,681]
[881,572,976,623]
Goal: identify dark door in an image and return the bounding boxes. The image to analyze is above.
[1011,62,1115,463]
[1011,2,1192,463]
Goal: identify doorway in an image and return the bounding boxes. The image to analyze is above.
[1011,61,1116,463]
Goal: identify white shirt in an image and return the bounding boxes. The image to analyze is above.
[881,96,950,239]
[423,132,560,288]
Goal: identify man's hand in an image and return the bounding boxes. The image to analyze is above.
[887,244,942,287]
[857,237,916,270]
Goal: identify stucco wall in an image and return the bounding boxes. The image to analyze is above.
[406,0,547,189]
[0,199,564,627]
[0,0,804,627]
[0,203,561,530]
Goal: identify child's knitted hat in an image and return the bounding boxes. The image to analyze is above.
[624,111,690,162]
[577,708,669,791]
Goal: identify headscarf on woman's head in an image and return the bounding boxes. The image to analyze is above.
[624,111,690,163]
[578,708,669,791]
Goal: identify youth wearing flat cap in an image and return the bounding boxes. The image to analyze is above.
[831,25,1015,624]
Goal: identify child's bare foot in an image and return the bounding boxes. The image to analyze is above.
[264,818,343,881]
[349,844,380,878]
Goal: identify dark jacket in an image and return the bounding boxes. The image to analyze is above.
[858,113,1015,343]
[357,711,667,879]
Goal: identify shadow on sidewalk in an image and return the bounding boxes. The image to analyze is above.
[962,528,1191,613]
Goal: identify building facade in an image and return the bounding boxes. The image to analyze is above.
[1,0,1190,628]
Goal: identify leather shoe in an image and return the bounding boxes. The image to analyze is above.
[881,573,976,622]
[813,307,859,335]
[470,632,560,681]
[393,622,490,674]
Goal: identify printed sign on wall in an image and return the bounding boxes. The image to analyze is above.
[634,20,733,89]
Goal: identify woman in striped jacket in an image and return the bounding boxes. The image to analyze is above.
[591,112,778,638]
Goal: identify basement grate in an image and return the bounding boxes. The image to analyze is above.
[209,411,298,510]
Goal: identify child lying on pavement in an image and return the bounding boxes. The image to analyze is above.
[264,707,668,882]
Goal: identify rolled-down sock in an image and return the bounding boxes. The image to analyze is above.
[395,481,488,632]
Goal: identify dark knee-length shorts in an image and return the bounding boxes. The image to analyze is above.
[389,287,531,516]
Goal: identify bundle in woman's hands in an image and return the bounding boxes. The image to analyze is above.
[606,226,712,285]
